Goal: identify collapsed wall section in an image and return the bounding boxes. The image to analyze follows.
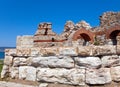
[100,12,120,28]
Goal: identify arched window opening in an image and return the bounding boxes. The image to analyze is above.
[78,33,91,46]
[110,30,120,45]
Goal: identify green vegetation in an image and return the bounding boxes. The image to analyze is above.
[94,41,100,45]
[93,36,100,45]
[0,60,3,79]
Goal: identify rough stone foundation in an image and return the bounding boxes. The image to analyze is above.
[1,45,120,86]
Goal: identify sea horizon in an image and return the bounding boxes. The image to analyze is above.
[0,52,4,59]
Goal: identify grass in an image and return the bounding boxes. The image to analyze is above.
[0,60,3,72]
[0,59,3,80]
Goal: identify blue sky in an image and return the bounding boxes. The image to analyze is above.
[0,0,120,46]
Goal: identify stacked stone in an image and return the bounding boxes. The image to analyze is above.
[1,45,120,86]
[34,23,66,47]
[75,20,92,30]
[34,23,56,36]
[17,35,34,49]
[100,11,120,28]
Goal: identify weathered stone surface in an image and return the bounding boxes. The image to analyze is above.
[86,68,112,85]
[39,83,48,87]
[17,35,34,49]
[74,57,102,68]
[101,55,119,67]
[116,45,120,54]
[0,81,37,87]
[13,57,27,67]
[59,47,78,56]
[93,46,116,56]
[1,65,9,78]
[28,56,74,68]
[5,49,16,56]
[117,36,120,45]
[75,20,91,30]
[4,56,13,66]
[64,21,75,32]
[30,48,40,56]
[38,22,52,29]
[111,66,120,82]
[40,47,59,56]
[100,12,120,28]
[16,48,31,56]
[19,66,36,81]
[77,46,92,56]
[9,67,19,79]
[34,23,56,36]
[37,68,85,85]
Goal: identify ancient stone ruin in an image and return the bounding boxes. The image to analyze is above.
[1,11,120,86]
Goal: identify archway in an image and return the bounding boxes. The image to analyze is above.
[73,28,94,46]
[78,33,91,46]
[110,30,120,45]
[106,25,120,45]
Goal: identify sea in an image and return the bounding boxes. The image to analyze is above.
[0,52,4,59]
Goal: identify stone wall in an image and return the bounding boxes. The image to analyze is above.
[100,11,120,28]
[2,11,120,87]
[1,45,120,86]
[16,35,34,49]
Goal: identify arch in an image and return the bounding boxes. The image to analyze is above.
[72,28,95,43]
[106,25,120,45]
[109,30,120,45]
[106,25,120,39]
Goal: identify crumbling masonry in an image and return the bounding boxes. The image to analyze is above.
[33,11,120,47]
[1,11,120,86]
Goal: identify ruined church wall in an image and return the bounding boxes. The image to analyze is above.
[16,35,34,49]
[1,45,120,86]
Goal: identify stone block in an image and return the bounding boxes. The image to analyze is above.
[9,67,19,79]
[101,55,120,67]
[17,35,33,49]
[111,66,120,82]
[40,47,59,56]
[86,68,112,85]
[16,48,31,56]
[74,57,102,69]
[37,68,85,86]
[77,46,92,56]
[28,56,74,68]
[39,83,48,87]
[4,56,13,66]
[59,47,78,56]
[19,66,36,81]
[13,57,27,67]
[30,47,41,56]
[5,49,16,56]
[116,45,120,54]
[93,45,116,56]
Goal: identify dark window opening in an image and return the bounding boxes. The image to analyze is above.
[52,38,55,42]
[110,30,120,45]
[44,28,48,35]
[79,33,91,46]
